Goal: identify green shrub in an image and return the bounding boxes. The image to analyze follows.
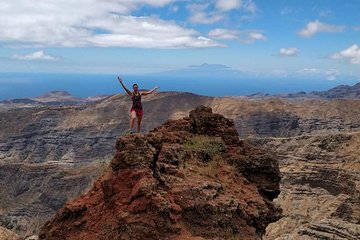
[183,135,226,162]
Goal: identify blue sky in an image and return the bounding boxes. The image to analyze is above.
[0,0,359,82]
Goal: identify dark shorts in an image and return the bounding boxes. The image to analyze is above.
[130,108,143,117]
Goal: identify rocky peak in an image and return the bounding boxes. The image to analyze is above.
[189,106,240,146]
[39,106,282,240]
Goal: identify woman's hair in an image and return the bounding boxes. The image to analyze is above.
[133,83,138,88]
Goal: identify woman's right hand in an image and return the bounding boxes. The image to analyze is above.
[117,76,122,83]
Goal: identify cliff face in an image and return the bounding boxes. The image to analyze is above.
[0,163,100,237]
[250,134,360,240]
[39,106,281,240]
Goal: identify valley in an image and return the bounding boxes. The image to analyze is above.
[0,90,360,239]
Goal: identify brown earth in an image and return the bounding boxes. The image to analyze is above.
[39,106,281,240]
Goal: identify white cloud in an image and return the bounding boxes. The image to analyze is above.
[298,20,345,38]
[188,0,257,25]
[353,26,360,32]
[318,9,332,17]
[279,47,299,56]
[294,68,321,78]
[11,50,58,61]
[188,3,225,24]
[300,68,318,74]
[242,0,257,13]
[326,69,339,81]
[208,28,239,40]
[0,0,222,49]
[248,32,267,41]
[87,15,222,48]
[191,13,224,24]
[331,44,360,65]
[209,28,267,43]
[292,68,344,81]
[216,0,242,11]
[214,0,257,12]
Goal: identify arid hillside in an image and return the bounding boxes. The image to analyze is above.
[1,91,360,238]
[39,106,282,240]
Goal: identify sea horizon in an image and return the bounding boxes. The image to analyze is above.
[1,72,359,101]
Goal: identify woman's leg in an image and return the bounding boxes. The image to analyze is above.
[136,114,142,133]
[130,111,137,132]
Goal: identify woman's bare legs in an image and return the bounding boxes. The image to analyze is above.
[130,111,137,132]
[136,115,142,133]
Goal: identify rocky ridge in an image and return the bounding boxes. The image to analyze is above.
[248,82,360,100]
[39,106,282,240]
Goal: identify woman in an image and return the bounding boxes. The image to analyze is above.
[118,76,159,134]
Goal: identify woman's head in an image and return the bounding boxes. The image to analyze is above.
[133,83,139,92]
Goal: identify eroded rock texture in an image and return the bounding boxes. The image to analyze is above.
[0,226,20,240]
[39,106,281,240]
[250,134,360,240]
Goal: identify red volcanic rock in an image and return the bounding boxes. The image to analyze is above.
[39,106,282,240]
[189,106,240,146]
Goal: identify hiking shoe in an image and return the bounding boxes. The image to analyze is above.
[122,129,134,135]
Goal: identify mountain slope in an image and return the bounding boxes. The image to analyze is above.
[0,91,109,109]
[39,106,282,240]
[256,82,360,100]
[311,82,360,99]
[2,91,360,238]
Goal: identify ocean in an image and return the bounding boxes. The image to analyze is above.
[0,72,358,100]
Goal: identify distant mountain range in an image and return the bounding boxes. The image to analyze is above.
[249,82,360,100]
[150,63,247,78]
[311,82,360,99]
[3,81,360,109]
[0,91,109,107]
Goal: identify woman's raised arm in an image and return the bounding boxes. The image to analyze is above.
[118,76,132,96]
[141,86,160,96]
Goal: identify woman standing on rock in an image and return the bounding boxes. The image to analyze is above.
[118,76,159,134]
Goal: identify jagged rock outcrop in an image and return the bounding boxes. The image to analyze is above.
[39,106,281,240]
